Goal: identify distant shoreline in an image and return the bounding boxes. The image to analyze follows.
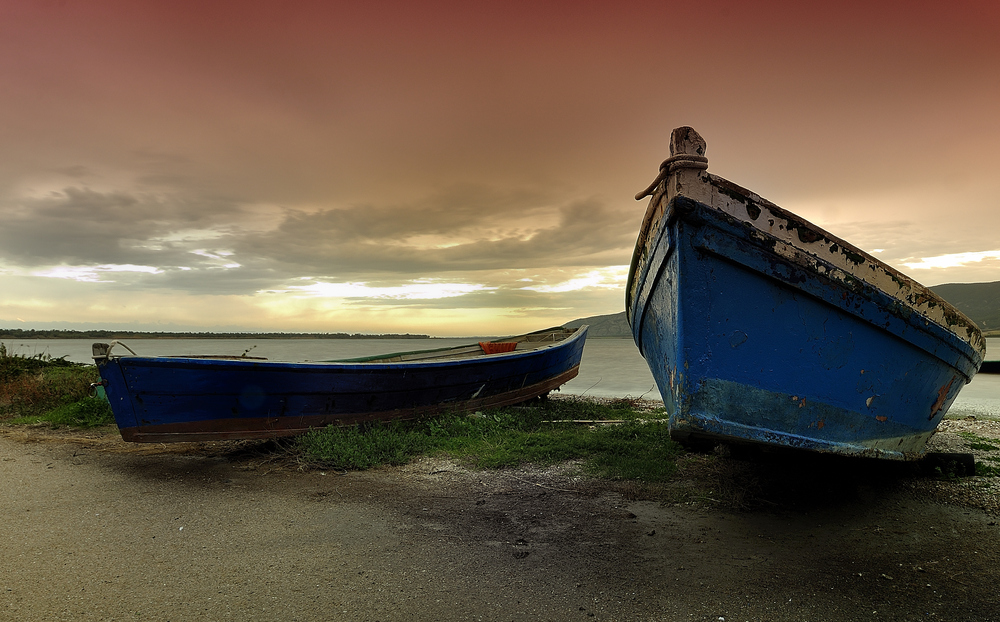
[0,329,433,340]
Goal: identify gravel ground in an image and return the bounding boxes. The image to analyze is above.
[1,412,999,621]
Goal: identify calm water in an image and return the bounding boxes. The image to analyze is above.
[6,337,999,418]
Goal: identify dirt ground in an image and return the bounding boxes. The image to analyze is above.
[2,414,1000,622]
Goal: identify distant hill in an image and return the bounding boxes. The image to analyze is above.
[565,280,1000,338]
[931,281,1000,333]
[564,312,630,337]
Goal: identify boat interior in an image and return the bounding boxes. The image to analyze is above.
[341,326,580,363]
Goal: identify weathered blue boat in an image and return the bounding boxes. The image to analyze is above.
[627,127,986,460]
[93,326,587,443]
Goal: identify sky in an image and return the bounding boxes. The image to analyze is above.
[1,0,998,336]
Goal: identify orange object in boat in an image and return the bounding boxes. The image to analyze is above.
[479,342,517,354]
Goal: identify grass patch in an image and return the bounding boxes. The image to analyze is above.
[295,423,432,470]
[975,462,1000,477]
[958,432,1000,452]
[969,442,1000,452]
[1,343,113,428]
[8,397,114,428]
[296,398,680,482]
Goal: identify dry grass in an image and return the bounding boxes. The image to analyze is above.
[0,344,107,424]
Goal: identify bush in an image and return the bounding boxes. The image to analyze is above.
[1,343,111,426]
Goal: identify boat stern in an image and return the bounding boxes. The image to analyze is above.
[92,342,140,436]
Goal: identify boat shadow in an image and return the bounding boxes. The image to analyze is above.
[97,437,301,489]
[680,441,976,512]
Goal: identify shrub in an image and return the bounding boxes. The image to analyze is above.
[1,343,110,426]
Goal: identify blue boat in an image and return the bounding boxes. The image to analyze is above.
[627,127,986,460]
[93,326,588,443]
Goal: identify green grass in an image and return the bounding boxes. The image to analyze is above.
[297,398,680,482]
[969,442,1000,452]
[953,432,1000,477]
[975,462,1000,477]
[295,422,433,470]
[7,397,114,428]
[958,431,1000,453]
[1,343,113,428]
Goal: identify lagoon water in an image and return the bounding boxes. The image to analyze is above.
[6,337,999,419]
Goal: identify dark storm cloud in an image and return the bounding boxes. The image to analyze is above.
[241,189,635,280]
[0,185,250,268]
[331,283,620,315]
[0,179,635,299]
[266,184,551,243]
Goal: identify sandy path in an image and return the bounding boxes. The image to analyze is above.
[2,425,1000,621]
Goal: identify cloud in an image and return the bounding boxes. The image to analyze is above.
[34,264,163,283]
[902,250,1000,271]
[244,189,635,280]
[0,186,247,265]
[265,183,550,243]
[2,1,998,334]
[0,179,636,307]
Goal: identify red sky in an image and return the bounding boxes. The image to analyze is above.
[2,1,998,334]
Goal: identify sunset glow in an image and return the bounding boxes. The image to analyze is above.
[2,1,998,335]
[903,250,1000,271]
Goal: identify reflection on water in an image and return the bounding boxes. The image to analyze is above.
[4,336,998,419]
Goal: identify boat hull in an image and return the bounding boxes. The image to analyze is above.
[95,327,587,442]
[629,194,982,460]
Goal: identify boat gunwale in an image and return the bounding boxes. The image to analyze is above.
[328,326,576,363]
[627,199,680,357]
[95,326,587,371]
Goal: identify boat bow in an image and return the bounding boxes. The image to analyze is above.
[626,127,984,459]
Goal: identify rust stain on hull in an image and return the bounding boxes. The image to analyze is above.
[929,376,956,420]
